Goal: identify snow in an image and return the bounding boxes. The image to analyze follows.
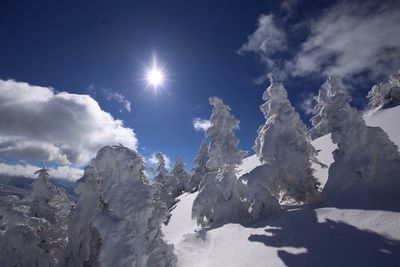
[236,154,262,177]
[162,105,400,267]
[312,105,400,188]
[163,192,400,267]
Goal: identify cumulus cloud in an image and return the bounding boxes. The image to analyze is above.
[238,14,287,73]
[0,79,138,166]
[240,1,400,83]
[288,1,400,79]
[0,162,83,181]
[147,152,171,169]
[192,118,211,132]
[104,90,131,113]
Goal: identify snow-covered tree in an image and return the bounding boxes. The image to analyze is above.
[153,152,180,209]
[29,165,72,225]
[186,141,212,193]
[170,158,189,194]
[367,70,400,109]
[192,97,247,227]
[0,195,56,266]
[205,97,247,169]
[64,145,176,267]
[313,77,400,207]
[0,166,73,266]
[309,78,353,140]
[252,74,319,203]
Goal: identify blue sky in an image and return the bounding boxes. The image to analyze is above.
[0,0,399,179]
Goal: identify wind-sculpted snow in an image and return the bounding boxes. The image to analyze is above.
[64,145,176,267]
[253,74,319,203]
[314,77,400,209]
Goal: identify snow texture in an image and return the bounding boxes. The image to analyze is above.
[64,145,176,267]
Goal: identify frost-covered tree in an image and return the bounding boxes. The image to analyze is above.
[0,166,73,266]
[64,145,176,267]
[0,195,56,266]
[29,165,72,225]
[192,97,247,227]
[153,152,180,209]
[252,74,319,203]
[205,97,247,169]
[186,141,212,193]
[309,79,352,140]
[314,77,400,208]
[27,166,73,264]
[170,158,189,194]
[367,70,400,109]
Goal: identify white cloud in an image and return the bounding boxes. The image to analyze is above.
[104,90,131,113]
[297,93,315,115]
[288,2,400,79]
[193,118,211,132]
[238,14,287,72]
[147,152,171,169]
[0,162,83,181]
[0,79,138,166]
[240,2,400,83]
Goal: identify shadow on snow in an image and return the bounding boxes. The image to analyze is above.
[248,209,400,267]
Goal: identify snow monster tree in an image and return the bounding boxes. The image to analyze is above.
[252,74,319,203]
[192,96,247,227]
[64,145,176,267]
[313,76,400,209]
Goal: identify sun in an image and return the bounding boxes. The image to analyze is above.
[146,67,164,87]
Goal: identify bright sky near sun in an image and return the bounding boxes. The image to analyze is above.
[0,0,399,180]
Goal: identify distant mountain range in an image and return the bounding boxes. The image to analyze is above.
[0,175,77,201]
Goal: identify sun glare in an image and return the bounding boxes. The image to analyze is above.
[147,68,164,87]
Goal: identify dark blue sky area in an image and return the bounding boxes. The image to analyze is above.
[0,0,388,167]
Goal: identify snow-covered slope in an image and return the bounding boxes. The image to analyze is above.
[163,194,400,267]
[163,105,400,267]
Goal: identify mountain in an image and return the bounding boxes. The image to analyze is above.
[0,175,77,201]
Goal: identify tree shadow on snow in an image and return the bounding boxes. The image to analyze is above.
[248,209,400,267]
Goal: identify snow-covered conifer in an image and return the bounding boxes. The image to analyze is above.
[252,74,319,203]
[205,97,247,169]
[0,195,57,266]
[192,97,247,227]
[367,70,400,109]
[170,158,189,194]
[314,77,400,207]
[187,141,212,193]
[153,152,180,209]
[64,145,176,267]
[0,165,73,266]
[310,78,351,140]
